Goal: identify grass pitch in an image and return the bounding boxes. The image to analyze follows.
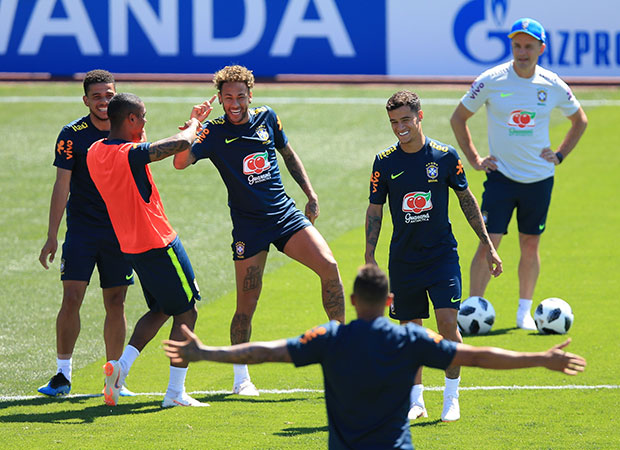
[0,82,619,448]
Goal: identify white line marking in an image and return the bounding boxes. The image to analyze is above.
[2,385,618,403]
[0,96,618,107]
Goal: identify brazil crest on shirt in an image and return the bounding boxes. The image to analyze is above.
[369,137,468,267]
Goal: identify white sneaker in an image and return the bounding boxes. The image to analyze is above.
[120,384,136,397]
[162,391,209,408]
[517,313,537,330]
[103,360,125,406]
[408,403,428,420]
[441,394,460,422]
[232,379,259,396]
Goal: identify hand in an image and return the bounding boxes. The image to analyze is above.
[485,245,503,277]
[179,94,218,130]
[544,339,586,375]
[39,237,58,269]
[163,324,204,364]
[474,155,498,173]
[540,147,561,165]
[304,195,319,225]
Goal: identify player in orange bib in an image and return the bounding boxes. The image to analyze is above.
[87,92,215,407]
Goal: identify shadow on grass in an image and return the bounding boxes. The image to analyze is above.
[411,418,443,427]
[199,393,322,405]
[0,397,163,424]
[274,425,328,437]
[462,327,516,337]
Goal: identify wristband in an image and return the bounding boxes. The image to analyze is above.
[555,152,564,164]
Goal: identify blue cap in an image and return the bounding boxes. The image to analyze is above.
[508,18,546,44]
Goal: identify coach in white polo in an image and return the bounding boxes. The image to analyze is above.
[450,18,587,329]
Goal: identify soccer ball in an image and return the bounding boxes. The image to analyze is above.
[534,298,574,334]
[457,296,495,335]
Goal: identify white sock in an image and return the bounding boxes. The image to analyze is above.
[517,299,533,317]
[233,364,250,385]
[57,358,72,382]
[118,345,140,375]
[167,366,188,396]
[410,383,424,407]
[445,377,460,398]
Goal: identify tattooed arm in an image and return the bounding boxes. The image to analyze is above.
[277,143,319,224]
[365,203,383,266]
[164,324,293,365]
[454,187,502,277]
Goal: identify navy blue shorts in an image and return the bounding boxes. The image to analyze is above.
[388,257,462,321]
[60,228,134,288]
[124,236,200,316]
[481,171,554,235]
[231,207,311,260]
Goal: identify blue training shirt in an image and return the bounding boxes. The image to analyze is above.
[191,106,297,221]
[53,114,112,230]
[369,137,468,267]
[287,317,457,449]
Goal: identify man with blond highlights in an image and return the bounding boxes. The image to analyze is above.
[174,65,344,396]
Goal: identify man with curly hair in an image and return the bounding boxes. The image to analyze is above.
[174,65,344,396]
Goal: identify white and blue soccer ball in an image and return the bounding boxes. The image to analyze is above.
[534,297,574,335]
[457,296,495,335]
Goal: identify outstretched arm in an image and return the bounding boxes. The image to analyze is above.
[454,187,502,277]
[450,103,497,172]
[164,325,292,365]
[277,143,319,224]
[451,339,586,375]
[365,203,383,266]
[540,107,588,165]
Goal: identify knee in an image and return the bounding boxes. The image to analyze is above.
[318,254,340,280]
[61,290,84,312]
[173,306,197,328]
[436,316,459,339]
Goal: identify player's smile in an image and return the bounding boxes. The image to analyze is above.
[219,81,252,125]
[83,82,115,124]
[388,105,424,149]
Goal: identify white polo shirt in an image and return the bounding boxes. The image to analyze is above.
[461,61,580,183]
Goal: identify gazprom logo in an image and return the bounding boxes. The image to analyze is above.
[453,0,511,64]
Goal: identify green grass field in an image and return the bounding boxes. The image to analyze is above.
[0,82,619,449]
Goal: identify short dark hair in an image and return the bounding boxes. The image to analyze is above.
[107,93,143,129]
[353,264,389,305]
[213,65,255,92]
[386,90,421,113]
[83,69,115,96]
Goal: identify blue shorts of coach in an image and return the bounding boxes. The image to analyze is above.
[481,171,554,235]
[124,236,200,316]
[388,257,462,321]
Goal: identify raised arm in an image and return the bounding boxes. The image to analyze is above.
[451,339,586,375]
[150,97,216,163]
[365,203,384,266]
[540,106,588,165]
[163,324,292,365]
[277,142,319,224]
[454,187,502,277]
[39,167,71,269]
[450,103,497,172]
[173,94,217,169]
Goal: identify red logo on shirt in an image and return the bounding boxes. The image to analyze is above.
[242,151,271,175]
[402,192,432,214]
[508,110,536,128]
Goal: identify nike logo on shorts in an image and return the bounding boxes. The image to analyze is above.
[391,171,405,180]
[125,273,134,280]
[539,223,545,231]
[225,137,239,144]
